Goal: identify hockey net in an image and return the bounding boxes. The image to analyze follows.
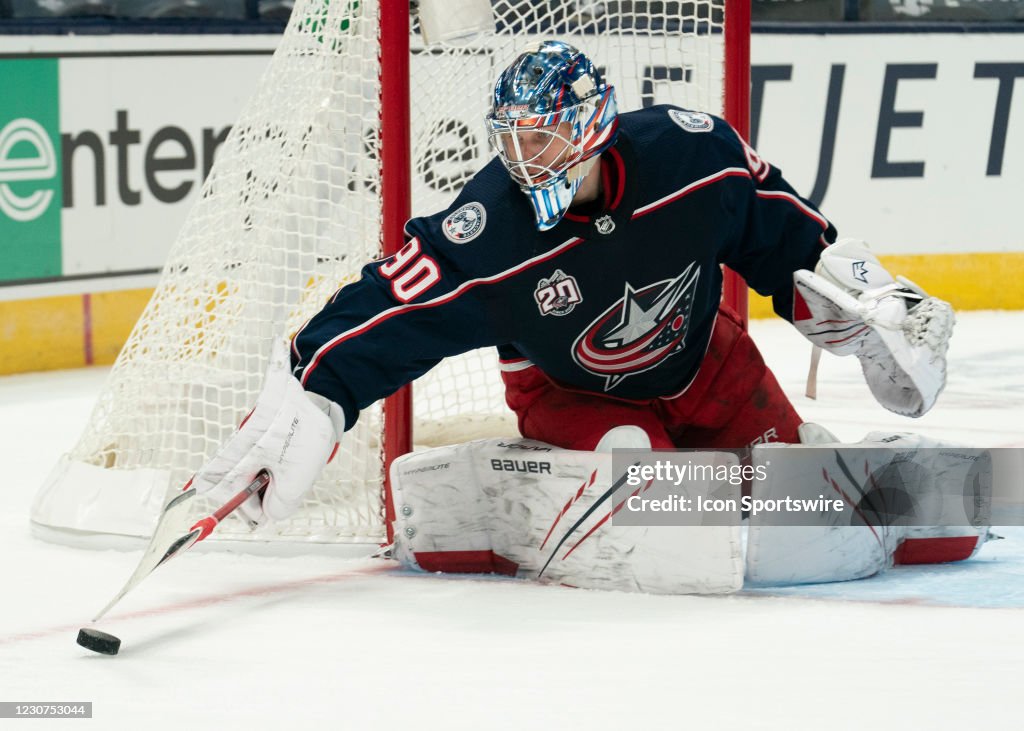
[32,0,743,547]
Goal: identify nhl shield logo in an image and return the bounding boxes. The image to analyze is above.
[442,202,486,243]
[535,269,583,317]
[594,215,616,235]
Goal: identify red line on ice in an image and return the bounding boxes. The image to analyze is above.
[0,563,392,647]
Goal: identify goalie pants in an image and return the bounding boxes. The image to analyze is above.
[502,306,802,451]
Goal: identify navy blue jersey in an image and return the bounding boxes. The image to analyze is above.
[292,106,836,430]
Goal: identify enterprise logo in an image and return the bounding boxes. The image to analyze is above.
[0,118,57,222]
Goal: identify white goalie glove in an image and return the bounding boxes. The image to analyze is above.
[190,338,344,526]
[793,238,954,417]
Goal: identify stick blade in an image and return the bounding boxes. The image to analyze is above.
[92,488,198,621]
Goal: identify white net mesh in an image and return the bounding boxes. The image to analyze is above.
[35,0,729,545]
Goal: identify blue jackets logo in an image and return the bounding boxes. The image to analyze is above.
[572,263,700,390]
[442,202,486,243]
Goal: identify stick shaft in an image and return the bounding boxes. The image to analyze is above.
[192,471,271,542]
[213,471,269,521]
[91,470,270,621]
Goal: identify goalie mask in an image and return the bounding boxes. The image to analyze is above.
[486,40,618,231]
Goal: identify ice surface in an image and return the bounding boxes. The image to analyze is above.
[0,312,1021,729]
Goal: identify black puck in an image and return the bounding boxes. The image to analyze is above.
[76,628,121,655]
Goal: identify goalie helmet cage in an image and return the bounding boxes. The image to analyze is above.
[31,0,751,548]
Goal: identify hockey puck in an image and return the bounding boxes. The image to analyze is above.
[76,628,121,656]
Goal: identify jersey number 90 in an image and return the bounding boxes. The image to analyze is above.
[379,238,441,303]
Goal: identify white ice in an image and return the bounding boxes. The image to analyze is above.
[1,312,1022,729]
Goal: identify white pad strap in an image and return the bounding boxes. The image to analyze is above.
[389,438,744,595]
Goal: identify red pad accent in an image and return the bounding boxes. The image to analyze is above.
[238,407,256,429]
[792,286,812,321]
[414,550,519,576]
[892,536,980,565]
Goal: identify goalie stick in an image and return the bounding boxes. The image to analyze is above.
[91,470,270,622]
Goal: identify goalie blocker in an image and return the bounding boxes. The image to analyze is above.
[389,430,991,594]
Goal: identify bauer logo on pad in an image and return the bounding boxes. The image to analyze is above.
[442,202,487,243]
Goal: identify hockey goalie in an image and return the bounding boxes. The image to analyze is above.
[188,41,985,594]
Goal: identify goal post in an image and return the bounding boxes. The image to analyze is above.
[32,0,751,548]
[380,0,413,543]
[722,0,751,319]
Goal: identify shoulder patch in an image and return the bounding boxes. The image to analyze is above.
[668,109,714,133]
[442,202,487,244]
